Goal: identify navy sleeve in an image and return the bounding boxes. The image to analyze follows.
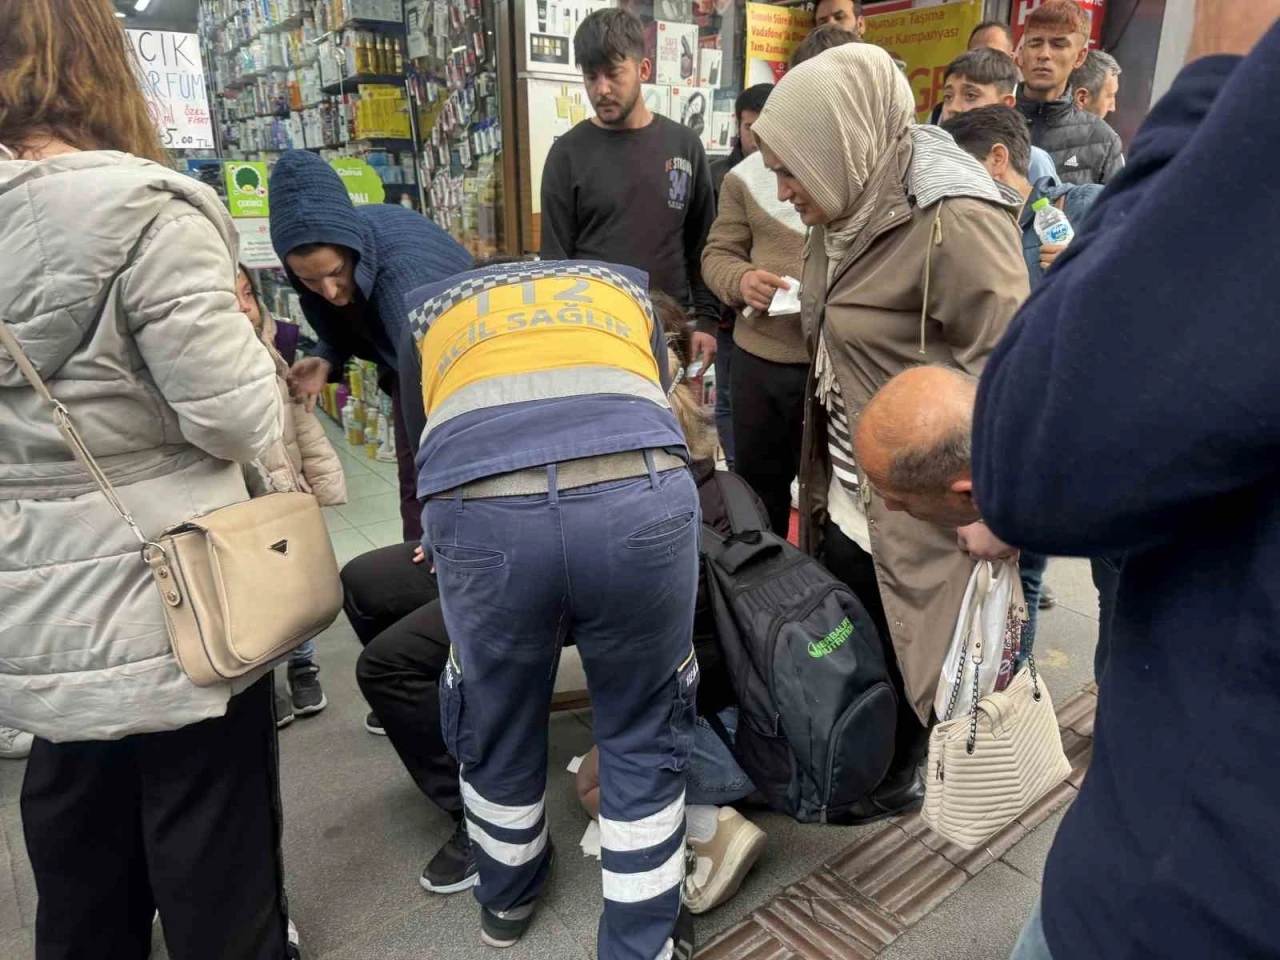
[396,325,426,456]
[971,47,1278,557]
[683,139,720,336]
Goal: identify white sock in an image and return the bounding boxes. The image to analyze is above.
[685,804,719,843]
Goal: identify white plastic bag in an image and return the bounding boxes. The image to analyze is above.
[933,560,1021,722]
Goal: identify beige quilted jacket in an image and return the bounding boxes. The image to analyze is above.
[252,312,347,507]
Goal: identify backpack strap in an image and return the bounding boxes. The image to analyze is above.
[713,470,770,536]
[704,710,736,753]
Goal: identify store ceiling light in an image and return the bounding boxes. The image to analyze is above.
[115,10,127,16]
[134,0,152,11]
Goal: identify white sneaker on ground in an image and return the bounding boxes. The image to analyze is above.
[0,726,33,759]
[682,807,767,914]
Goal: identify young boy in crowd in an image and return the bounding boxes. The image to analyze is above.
[943,105,1102,285]
[939,48,1059,183]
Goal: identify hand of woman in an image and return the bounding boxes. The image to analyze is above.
[739,270,786,313]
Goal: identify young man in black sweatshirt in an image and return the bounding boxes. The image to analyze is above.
[540,8,718,371]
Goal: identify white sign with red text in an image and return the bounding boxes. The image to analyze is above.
[127,30,215,150]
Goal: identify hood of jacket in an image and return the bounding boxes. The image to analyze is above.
[905,125,1018,213]
[268,150,377,300]
[0,151,238,386]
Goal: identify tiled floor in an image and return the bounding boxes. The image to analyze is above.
[0,420,1100,958]
[322,435,408,564]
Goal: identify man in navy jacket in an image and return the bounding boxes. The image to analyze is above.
[269,151,472,540]
[973,4,1280,958]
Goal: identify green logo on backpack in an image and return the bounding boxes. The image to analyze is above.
[808,617,852,658]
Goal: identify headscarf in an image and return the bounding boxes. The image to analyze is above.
[752,43,916,259]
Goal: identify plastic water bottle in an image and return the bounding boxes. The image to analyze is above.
[1032,197,1075,246]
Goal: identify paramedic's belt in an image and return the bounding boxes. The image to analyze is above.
[437,450,685,499]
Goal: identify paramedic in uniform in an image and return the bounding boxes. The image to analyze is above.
[406,260,699,960]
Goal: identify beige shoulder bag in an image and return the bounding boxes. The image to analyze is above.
[1,321,344,688]
[922,563,1072,849]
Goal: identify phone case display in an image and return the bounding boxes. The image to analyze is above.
[409,0,507,256]
[522,0,615,77]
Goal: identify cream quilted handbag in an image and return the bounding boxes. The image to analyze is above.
[922,566,1071,849]
[1,320,343,688]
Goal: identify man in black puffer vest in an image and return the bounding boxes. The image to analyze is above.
[1016,0,1123,185]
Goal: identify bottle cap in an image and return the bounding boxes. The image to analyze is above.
[1032,197,1051,211]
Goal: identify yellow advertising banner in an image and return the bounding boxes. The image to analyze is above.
[864,0,984,121]
[744,2,813,86]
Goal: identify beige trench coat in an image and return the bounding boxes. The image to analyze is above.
[798,139,1029,724]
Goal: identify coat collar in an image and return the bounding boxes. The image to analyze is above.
[1017,85,1077,122]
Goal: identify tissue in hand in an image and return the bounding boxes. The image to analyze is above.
[768,277,802,316]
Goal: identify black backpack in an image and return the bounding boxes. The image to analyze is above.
[702,472,897,823]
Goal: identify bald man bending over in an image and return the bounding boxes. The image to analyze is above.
[854,367,1015,560]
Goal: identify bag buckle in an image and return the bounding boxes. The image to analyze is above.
[142,541,183,607]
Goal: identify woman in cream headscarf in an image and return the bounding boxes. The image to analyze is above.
[752,43,1030,823]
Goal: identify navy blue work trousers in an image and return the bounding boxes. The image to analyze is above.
[428,457,700,960]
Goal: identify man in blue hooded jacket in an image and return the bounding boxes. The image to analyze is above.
[269,150,472,540]
[974,4,1280,957]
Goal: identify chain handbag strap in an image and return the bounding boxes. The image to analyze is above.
[965,561,1041,754]
[0,319,151,550]
[943,560,994,723]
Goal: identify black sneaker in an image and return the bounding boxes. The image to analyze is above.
[275,688,295,730]
[364,711,386,736]
[480,902,536,949]
[478,845,553,948]
[288,664,327,717]
[672,903,696,960]
[1038,585,1058,610]
[420,819,479,894]
[286,918,302,960]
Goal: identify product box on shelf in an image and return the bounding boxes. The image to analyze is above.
[697,47,722,87]
[342,0,404,23]
[653,20,699,86]
[641,83,671,119]
[654,0,694,22]
[353,84,412,138]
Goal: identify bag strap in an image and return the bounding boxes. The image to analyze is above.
[0,319,148,547]
[962,560,1043,754]
[713,470,769,536]
[941,560,993,724]
[704,710,735,753]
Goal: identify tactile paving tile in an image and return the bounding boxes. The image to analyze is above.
[693,684,1099,958]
